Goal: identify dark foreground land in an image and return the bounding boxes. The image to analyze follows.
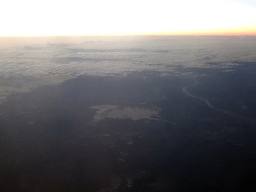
[1,63,256,192]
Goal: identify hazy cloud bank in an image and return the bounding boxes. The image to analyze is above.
[0,36,255,102]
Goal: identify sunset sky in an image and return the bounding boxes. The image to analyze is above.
[1,0,256,36]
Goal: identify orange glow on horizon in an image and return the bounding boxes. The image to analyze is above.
[1,28,256,37]
[0,0,255,37]
[1,22,255,37]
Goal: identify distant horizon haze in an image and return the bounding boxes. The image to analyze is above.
[1,35,256,48]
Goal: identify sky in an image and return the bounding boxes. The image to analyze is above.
[0,0,256,36]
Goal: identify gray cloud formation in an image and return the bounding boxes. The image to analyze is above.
[0,36,255,102]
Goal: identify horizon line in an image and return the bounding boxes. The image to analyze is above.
[1,33,256,37]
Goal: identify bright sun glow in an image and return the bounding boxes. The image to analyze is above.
[0,0,256,36]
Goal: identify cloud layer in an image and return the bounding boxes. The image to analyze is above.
[0,36,256,101]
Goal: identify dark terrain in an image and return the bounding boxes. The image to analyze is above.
[1,62,256,192]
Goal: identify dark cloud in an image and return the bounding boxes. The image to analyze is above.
[66,48,148,53]
[52,56,120,63]
[206,62,222,66]
[154,50,169,53]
